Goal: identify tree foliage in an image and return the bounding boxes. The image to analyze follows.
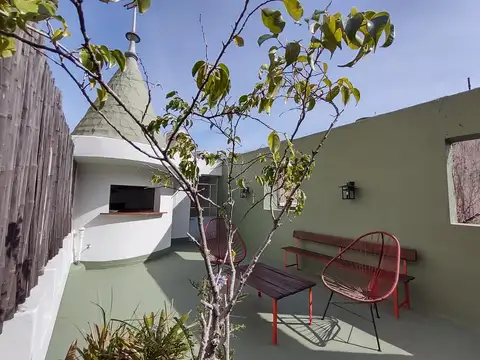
[0,1,396,359]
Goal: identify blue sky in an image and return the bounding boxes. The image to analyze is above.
[52,0,480,152]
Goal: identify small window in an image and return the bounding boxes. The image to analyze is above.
[277,186,299,208]
[190,176,218,217]
[263,183,299,211]
[109,185,156,213]
[449,139,480,224]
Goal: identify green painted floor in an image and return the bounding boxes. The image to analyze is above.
[47,244,479,360]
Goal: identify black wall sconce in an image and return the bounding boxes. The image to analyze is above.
[240,187,250,198]
[340,181,356,200]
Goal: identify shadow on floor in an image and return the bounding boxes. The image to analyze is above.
[46,243,479,360]
[143,244,479,360]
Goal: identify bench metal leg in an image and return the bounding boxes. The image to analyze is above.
[370,304,381,352]
[321,291,334,320]
[309,287,313,325]
[393,287,399,319]
[404,282,411,309]
[272,299,278,345]
[258,291,262,297]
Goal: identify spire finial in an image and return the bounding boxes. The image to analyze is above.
[125,4,141,60]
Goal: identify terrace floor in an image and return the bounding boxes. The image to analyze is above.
[46,243,479,360]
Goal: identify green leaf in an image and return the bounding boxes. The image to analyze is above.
[309,21,321,34]
[344,13,364,42]
[285,42,301,66]
[352,88,361,104]
[97,86,108,109]
[191,60,205,77]
[322,62,328,73]
[218,63,230,77]
[0,37,16,58]
[137,0,151,13]
[338,45,368,68]
[323,78,332,87]
[282,0,304,21]
[52,29,64,42]
[307,55,315,70]
[236,178,246,189]
[79,48,91,68]
[310,36,322,49]
[111,49,126,71]
[268,131,281,154]
[13,0,39,13]
[341,86,350,105]
[257,33,276,46]
[100,45,115,68]
[166,91,177,99]
[311,9,324,22]
[40,2,56,16]
[31,2,57,21]
[307,98,315,111]
[239,94,248,103]
[382,23,395,48]
[297,55,308,62]
[369,12,390,47]
[261,8,286,34]
[325,86,340,102]
[233,35,244,47]
[255,175,265,186]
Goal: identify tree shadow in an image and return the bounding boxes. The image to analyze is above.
[142,245,422,360]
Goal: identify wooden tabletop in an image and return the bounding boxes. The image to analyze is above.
[237,262,316,300]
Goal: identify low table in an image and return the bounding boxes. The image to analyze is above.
[235,262,316,345]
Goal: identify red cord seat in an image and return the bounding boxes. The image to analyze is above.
[204,217,247,267]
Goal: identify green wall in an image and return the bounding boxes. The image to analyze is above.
[222,88,480,326]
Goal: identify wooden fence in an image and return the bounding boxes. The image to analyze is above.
[0,34,74,333]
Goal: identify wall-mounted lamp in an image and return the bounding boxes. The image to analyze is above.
[340,181,356,200]
[240,187,250,198]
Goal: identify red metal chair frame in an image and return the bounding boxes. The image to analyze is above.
[204,217,247,269]
[320,231,401,351]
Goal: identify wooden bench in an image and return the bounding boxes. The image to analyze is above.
[282,230,418,319]
[234,262,316,345]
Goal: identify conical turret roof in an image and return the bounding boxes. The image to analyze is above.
[72,55,165,147]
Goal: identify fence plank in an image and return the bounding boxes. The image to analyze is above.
[0,32,74,333]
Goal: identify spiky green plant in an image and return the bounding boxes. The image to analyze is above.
[65,303,196,360]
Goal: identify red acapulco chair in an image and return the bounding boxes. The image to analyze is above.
[204,217,247,270]
[320,231,401,351]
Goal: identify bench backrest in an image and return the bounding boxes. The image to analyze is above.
[293,230,418,262]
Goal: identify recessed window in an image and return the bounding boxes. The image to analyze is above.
[109,185,156,213]
[448,139,480,224]
[263,183,299,211]
[190,176,218,217]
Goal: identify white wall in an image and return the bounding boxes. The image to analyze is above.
[73,135,223,176]
[80,199,172,262]
[0,233,74,360]
[73,162,173,262]
[171,189,190,239]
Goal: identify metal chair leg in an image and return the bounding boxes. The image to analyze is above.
[370,304,381,352]
[374,303,380,319]
[321,291,334,320]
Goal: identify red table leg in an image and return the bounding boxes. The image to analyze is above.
[404,282,411,309]
[393,287,399,319]
[309,287,313,325]
[272,299,278,345]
